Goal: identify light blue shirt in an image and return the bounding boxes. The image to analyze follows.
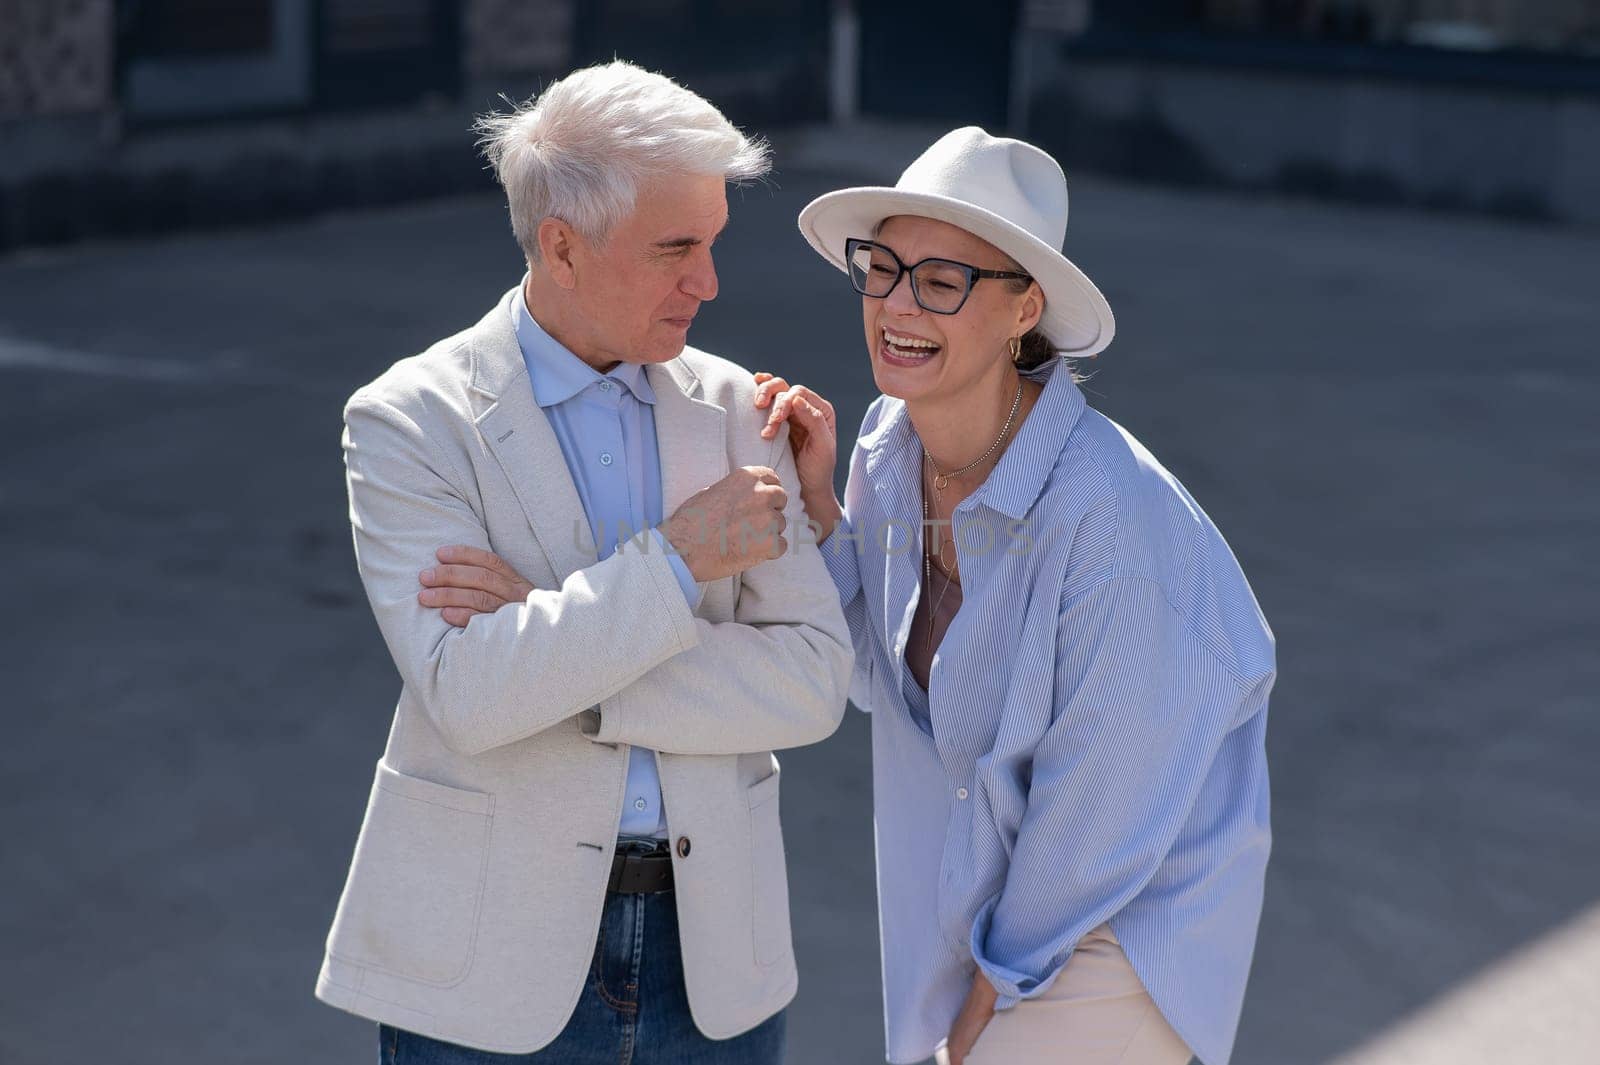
[820,359,1275,1065]
[511,291,703,839]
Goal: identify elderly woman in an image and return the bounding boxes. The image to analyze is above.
[752,127,1275,1065]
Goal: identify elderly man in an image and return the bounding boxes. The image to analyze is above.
[314,61,853,1064]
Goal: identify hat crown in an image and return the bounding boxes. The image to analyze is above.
[894,126,1069,253]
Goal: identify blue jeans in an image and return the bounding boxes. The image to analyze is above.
[377,888,786,1065]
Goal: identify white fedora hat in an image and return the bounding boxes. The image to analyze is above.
[797,126,1114,357]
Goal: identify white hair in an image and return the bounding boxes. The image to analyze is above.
[475,60,771,263]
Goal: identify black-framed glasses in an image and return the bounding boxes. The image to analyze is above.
[845,237,1031,315]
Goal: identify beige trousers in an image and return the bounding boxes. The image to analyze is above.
[950,924,1193,1065]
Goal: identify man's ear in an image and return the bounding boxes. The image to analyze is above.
[537,218,579,289]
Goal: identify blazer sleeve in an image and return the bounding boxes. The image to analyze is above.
[589,421,855,755]
[342,393,702,757]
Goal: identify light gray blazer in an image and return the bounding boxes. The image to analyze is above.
[314,288,854,1052]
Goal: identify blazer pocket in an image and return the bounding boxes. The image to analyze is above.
[747,768,793,967]
[327,762,495,987]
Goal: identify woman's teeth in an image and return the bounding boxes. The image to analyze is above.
[883,328,939,359]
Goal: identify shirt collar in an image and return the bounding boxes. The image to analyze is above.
[864,358,1086,521]
[510,282,657,408]
[977,360,1086,519]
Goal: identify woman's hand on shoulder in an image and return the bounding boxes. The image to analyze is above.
[753,371,843,541]
[754,371,837,485]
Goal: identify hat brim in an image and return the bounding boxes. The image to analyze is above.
[798,187,1114,357]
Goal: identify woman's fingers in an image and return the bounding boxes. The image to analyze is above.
[761,389,799,439]
[763,387,802,434]
[761,386,835,441]
[794,385,835,427]
[797,395,834,432]
[753,373,791,408]
[785,384,832,420]
[811,389,836,425]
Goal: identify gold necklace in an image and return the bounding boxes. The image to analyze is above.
[923,379,1024,492]
[920,378,1025,657]
[920,481,959,664]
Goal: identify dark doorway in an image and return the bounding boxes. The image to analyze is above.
[856,1,1019,130]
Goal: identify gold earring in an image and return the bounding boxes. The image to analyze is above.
[1008,336,1021,360]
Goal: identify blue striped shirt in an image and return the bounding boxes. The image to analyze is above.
[819,358,1274,1065]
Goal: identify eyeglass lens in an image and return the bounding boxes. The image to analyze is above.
[847,241,972,314]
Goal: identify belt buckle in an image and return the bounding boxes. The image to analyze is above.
[609,840,672,894]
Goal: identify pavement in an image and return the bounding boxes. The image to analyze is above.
[1,121,1597,1065]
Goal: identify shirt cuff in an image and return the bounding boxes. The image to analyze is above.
[655,528,705,610]
[969,897,1054,1012]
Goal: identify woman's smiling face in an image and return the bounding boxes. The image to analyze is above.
[860,215,1042,405]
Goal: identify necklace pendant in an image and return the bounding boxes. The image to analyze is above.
[934,474,949,491]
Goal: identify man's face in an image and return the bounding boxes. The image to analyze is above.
[568,171,728,366]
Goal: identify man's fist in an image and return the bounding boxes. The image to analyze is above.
[659,465,790,582]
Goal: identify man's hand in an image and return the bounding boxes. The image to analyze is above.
[420,466,786,622]
[942,969,1000,1065]
[418,545,535,628]
[660,465,789,583]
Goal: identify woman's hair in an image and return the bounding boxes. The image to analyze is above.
[475,60,770,263]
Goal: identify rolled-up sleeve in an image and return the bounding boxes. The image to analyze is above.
[969,573,1273,1009]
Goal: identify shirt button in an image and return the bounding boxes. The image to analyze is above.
[599,452,614,466]
[634,798,648,811]
[956,787,969,800]
[599,380,613,392]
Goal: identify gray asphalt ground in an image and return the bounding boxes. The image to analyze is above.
[2,121,1597,1065]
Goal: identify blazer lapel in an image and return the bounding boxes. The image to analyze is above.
[647,356,728,515]
[470,290,596,582]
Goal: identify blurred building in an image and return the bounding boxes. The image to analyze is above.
[2,0,1598,251]
[0,0,829,250]
[1012,0,1600,222]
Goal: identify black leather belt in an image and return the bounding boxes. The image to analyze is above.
[608,842,674,894]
